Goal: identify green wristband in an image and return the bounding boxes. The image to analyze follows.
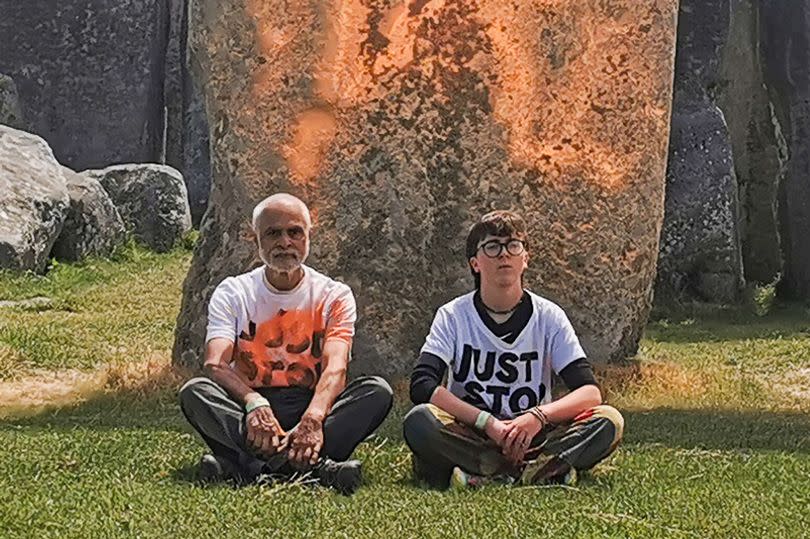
[245,397,270,414]
[474,410,492,431]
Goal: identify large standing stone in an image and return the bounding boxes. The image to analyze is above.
[658,86,744,303]
[173,0,679,376]
[656,0,745,303]
[761,1,810,300]
[0,74,25,130]
[164,0,213,227]
[718,0,783,285]
[181,53,213,227]
[87,164,192,253]
[0,126,68,272]
[0,1,170,171]
[51,168,127,262]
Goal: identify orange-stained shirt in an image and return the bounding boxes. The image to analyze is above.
[205,265,356,389]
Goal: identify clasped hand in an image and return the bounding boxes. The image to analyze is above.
[485,412,544,464]
[246,408,323,468]
[246,406,286,459]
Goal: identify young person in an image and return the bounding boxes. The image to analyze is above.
[403,210,623,488]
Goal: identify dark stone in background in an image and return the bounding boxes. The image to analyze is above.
[718,0,783,286]
[88,164,191,253]
[0,74,25,130]
[165,0,212,226]
[51,167,127,262]
[0,1,211,226]
[657,0,745,303]
[0,1,171,171]
[761,0,810,301]
[658,84,744,303]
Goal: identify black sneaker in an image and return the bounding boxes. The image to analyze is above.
[313,458,363,495]
[198,454,235,483]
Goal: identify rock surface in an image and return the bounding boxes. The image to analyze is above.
[0,74,25,130]
[173,0,679,375]
[164,0,213,226]
[0,1,170,171]
[761,0,810,300]
[51,168,127,262]
[0,125,68,272]
[87,164,191,253]
[719,0,783,285]
[658,87,744,303]
[656,0,745,303]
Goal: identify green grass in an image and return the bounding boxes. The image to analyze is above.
[0,241,191,378]
[0,253,809,537]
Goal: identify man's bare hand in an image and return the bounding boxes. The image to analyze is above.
[246,406,285,459]
[501,412,543,463]
[287,415,324,469]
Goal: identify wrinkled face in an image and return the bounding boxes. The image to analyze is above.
[469,234,529,288]
[254,203,311,273]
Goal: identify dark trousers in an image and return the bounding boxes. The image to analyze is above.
[403,403,624,488]
[179,375,393,481]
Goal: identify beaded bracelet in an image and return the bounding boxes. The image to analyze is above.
[528,406,549,428]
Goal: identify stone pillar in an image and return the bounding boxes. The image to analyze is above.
[0,0,171,170]
[173,0,679,376]
[761,0,810,301]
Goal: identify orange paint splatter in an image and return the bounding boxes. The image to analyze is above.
[236,303,326,389]
[244,0,673,191]
[282,108,338,185]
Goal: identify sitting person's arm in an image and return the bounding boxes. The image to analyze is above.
[287,288,356,467]
[204,337,286,458]
[537,358,602,423]
[409,352,510,446]
[287,338,350,467]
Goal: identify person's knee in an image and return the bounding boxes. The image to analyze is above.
[590,404,624,443]
[178,377,216,414]
[362,375,394,413]
[402,404,440,453]
[594,404,624,442]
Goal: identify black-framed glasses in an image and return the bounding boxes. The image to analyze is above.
[477,239,525,258]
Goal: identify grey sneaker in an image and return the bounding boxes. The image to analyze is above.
[313,458,363,495]
[198,454,235,483]
[519,456,577,486]
[450,467,515,489]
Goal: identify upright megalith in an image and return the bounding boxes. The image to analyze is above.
[761,0,810,301]
[657,0,745,303]
[0,1,171,171]
[173,0,679,376]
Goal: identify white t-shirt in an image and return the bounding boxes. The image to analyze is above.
[420,291,586,419]
[206,265,356,390]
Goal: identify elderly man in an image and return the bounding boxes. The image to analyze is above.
[179,193,393,494]
[403,210,624,488]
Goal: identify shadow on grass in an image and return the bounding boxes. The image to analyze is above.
[624,408,810,454]
[645,303,810,344]
[2,385,808,456]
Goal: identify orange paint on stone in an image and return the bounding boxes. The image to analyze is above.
[315,0,375,107]
[372,0,446,76]
[283,108,337,185]
[474,1,659,189]
[245,0,672,190]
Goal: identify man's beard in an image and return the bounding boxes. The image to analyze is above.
[260,247,309,273]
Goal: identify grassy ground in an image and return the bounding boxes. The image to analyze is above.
[0,250,808,538]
